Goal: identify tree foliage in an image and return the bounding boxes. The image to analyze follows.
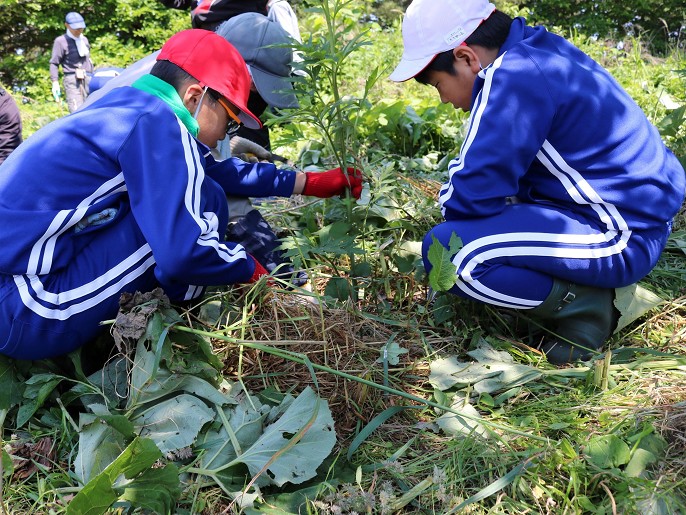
[523,0,686,52]
[0,0,187,90]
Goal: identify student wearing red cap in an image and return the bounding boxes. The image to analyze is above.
[0,29,362,360]
[391,0,685,363]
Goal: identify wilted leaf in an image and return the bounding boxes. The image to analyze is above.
[7,436,54,480]
[132,394,215,454]
[429,358,499,390]
[236,387,336,487]
[436,394,488,438]
[614,284,663,332]
[467,343,514,363]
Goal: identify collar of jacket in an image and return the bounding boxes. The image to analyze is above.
[132,74,200,137]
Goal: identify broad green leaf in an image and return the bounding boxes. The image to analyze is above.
[351,261,372,277]
[614,283,663,332]
[198,392,270,475]
[625,448,658,478]
[2,447,13,478]
[427,234,461,292]
[584,434,631,469]
[68,472,118,515]
[324,277,353,301]
[73,413,127,483]
[116,463,180,513]
[77,357,128,409]
[235,387,336,487]
[87,403,135,439]
[132,394,214,454]
[376,341,408,366]
[0,356,23,411]
[131,368,234,408]
[68,437,163,515]
[17,374,63,427]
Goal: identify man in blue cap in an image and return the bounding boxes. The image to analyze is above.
[50,12,94,112]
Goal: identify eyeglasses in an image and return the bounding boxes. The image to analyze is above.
[208,91,243,136]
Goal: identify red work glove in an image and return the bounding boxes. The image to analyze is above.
[248,255,270,283]
[302,167,363,199]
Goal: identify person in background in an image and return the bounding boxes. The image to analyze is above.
[390,0,685,364]
[50,12,94,112]
[0,86,22,165]
[0,29,362,361]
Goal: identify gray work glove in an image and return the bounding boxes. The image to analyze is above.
[229,136,273,163]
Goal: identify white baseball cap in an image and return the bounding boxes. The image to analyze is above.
[389,0,496,82]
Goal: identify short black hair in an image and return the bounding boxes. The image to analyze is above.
[415,10,513,84]
[150,60,222,102]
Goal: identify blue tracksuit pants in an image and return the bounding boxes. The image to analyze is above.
[422,203,671,309]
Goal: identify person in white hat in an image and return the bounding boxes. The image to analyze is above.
[391,0,685,364]
[50,12,94,112]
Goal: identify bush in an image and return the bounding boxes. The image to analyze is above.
[523,0,686,53]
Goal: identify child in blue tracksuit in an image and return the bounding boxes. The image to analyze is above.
[0,29,362,360]
[391,0,685,363]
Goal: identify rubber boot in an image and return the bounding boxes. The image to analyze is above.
[527,279,617,364]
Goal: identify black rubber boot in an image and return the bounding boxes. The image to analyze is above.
[527,280,617,364]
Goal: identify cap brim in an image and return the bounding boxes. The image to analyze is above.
[389,55,434,82]
[235,106,262,129]
[251,67,299,109]
[69,22,86,29]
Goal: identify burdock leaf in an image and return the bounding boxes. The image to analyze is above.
[132,394,214,454]
[614,284,663,332]
[427,235,461,292]
[584,434,631,469]
[235,387,336,487]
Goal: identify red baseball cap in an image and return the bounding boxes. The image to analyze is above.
[157,29,261,129]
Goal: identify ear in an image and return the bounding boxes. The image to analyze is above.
[182,83,205,113]
[452,45,482,73]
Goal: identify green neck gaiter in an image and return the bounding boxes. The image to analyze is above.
[132,74,199,137]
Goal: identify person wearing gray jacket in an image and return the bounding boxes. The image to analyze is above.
[49,12,94,112]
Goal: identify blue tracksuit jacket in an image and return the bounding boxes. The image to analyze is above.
[0,85,296,359]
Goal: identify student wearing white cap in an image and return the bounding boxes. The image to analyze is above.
[0,29,362,360]
[50,12,94,112]
[391,0,685,364]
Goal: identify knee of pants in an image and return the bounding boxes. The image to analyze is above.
[0,315,91,361]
